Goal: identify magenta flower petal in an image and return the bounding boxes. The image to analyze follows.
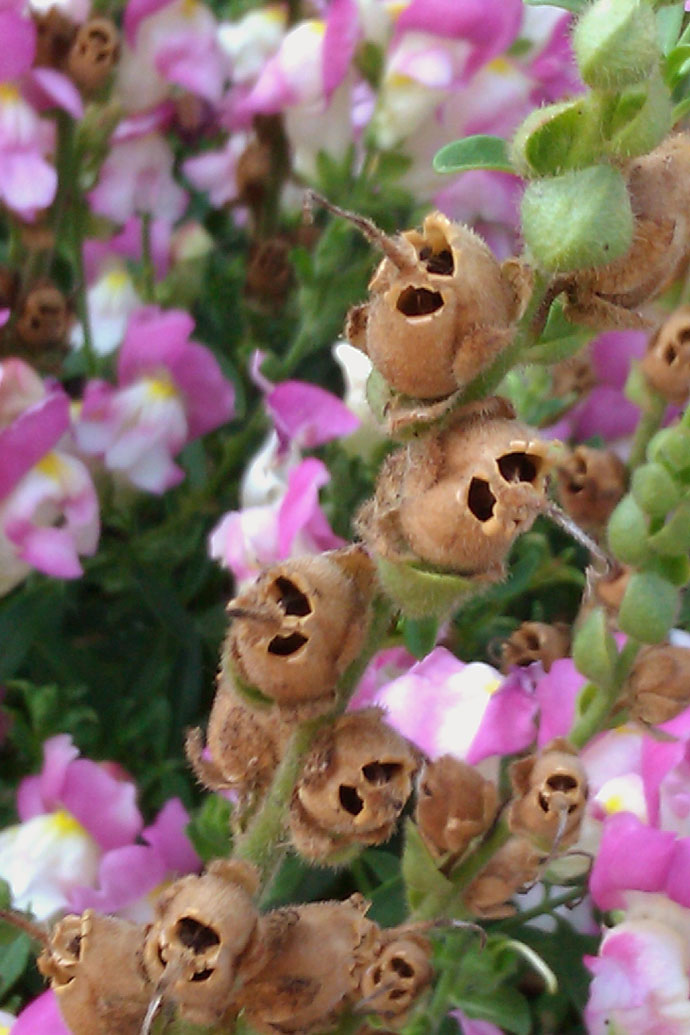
[142,797,201,874]
[350,647,417,711]
[535,658,585,747]
[124,0,171,45]
[0,391,70,501]
[68,844,167,914]
[266,380,360,449]
[589,812,676,911]
[17,734,79,820]
[277,457,340,556]
[26,68,84,118]
[396,0,522,62]
[11,524,83,578]
[11,990,69,1035]
[0,8,35,81]
[465,669,537,765]
[322,0,360,98]
[60,758,143,850]
[591,330,647,388]
[642,737,686,827]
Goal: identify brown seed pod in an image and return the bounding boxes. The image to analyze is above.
[245,237,293,303]
[625,642,690,725]
[0,267,19,313]
[33,8,77,68]
[38,911,151,1035]
[501,621,570,674]
[556,446,627,531]
[640,306,690,405]
[226,547,376,706]
[357,408,550,578]
[15,283,70,350]
[67,18,119,93]
[508,739,588,851]
[237,896,377,1035]
[564,134,690,329]
[415,755,498,860]
[236,139,273,208]
[290,709,420,861]
[345,210,522,400]
[550,351,598,402]
[463,836,544,918]
[142,860,264,1027]
[357,930,432,1022]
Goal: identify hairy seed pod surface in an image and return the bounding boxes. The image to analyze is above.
[357,931,432,1021]
[16,284,70,349]
[640,306,690,405]
[67,18,119,92]
[415,755,498,859]
[625,642,690,724]
[509,739,587,851]
[463,836,544,918]
[501,621,570,673]
[556,446,627,530]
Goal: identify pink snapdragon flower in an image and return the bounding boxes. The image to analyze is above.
[89,132,188,225]
[74,306,235,493]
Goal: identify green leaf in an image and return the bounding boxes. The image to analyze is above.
[401,819,454,914]
[433,135,514,175]
[454,987,531,1035]
[657,2,684,54]
[186,795,232,863]
[401,615,439,659]
[525,0,587,10]
[0,922,31,1000]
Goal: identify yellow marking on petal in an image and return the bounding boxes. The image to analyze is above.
[305,18,326,36]
[145,376,179,401]
[50,809,87,838]
[387,1,408,19]
[602,794,624,814]
[103,268,131,293]
[0,83,20,104]
[388,71,415,87]
[265,5,287,25]
[488,57,512,75]
[181,0,198,17]
[36,452,67,480]
[486,678,501,695]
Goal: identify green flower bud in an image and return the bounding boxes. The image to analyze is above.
[607,495,650,565]
[648,426,690,475]
[648,500,690,556]
[573,607,618,688]
[631,462,680,516]
[374,555,475,619]
[603,70,673,158]
[573,0,660,90]
[619,571,679,643]
[510,99,600,178]
[521,165,634,272]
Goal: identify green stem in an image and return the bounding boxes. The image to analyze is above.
[569,637,640,749]
[494,887,584,930]
[141,213,156,302]
[628,390,666,470]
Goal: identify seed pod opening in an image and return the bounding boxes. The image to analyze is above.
[16,284,70,349]
[509,739,587,851]
[556,446,627,530]
[67,18,119,92]
[640,307,690,405]
[625,642,690,725]
[415,755,498,859]
[357,932,432,1020]
[227,547,375,705]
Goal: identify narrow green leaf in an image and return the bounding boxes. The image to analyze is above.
[433,135,515,175]
[454,988,531,1035]
[525,0,587,11]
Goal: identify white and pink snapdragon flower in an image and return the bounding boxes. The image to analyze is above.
[74,305,235,493]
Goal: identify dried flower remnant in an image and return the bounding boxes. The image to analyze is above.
[624,642,690,725]
[226,547,376,706]
[357,930,433,1022]
[357,408,550,578]
[556,446,627,531]
[508,739,588,852]
[33,8,77,70]
[463,836,544,918]
[37,911,151,1035]
[415,755,498,861]
[15,284,71,351]
[67,18,120,93]
[290,709,420,862]
[640,306,690,405]
[501,621,570,673]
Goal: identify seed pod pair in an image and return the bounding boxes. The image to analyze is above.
[640,306,690,405]
[357,407,550,579]
[415,755,498,861]
[508,740,588,852]
[556,446,627,531]
[345,210,524,401]
[624,642,690,725]
[501,621,570,673]
[290,709,420,862]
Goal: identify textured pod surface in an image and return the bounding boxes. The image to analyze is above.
[463,836,544,918]
[16,284,71,349]
[67,18,119,92]
[626,643,690,725]
[556,446,627,530]
[501,621,570,673]
[508,739,588,851]
[356,930,432,1021]
[640,306,690,405]
[415,755,498,859]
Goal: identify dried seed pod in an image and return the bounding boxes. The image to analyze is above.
[556,446,627,530]
[640,306,690,405]
[415,755,498,860]
[357,409,550,578]
[0,267,19,313]
[237,896,377,1035]
[550,352,597,401]
[38,911,151,1035]
[142,860,263,1027]
[463,836,544,918]
[346,210,522,400]
[625,642,690,724]
[227,547,376,705]
[357,931,432,1022]
[67,18,119,92]
[290,709,420,861]
[564,134,690,328]
[245,238,293,303]
[33,8,76,68]
[15,283,70,349]
[508,739,587,851]
[236,139,273,207]
[501,621,570,673]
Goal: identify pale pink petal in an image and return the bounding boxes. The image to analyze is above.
[10,524,83,578]
[322,0,359,98]
[350,647,417,711]
[266,380,359,449]
[142,797,201,874]
[17,734,79,820]
[11,990,69,1035]
[124,0,170,45]
[61,759,143,849]
[68,844,166,913]
[465,669,537,765]
[25,68,83,118]
[276,457,330,555]
[642,738,686,827]
[0,150,57,218]
[535,658,584,746]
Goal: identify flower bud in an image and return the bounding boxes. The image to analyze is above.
[348,211,522,400]
[15,283,70,349]
[357,931,432,1020]
[508,740,588,851]
[226,547,376,705]
[631,461,680,518]
[604,70,673,159]
[290,709,420,862]
[38,911,150,1035]
[67,18,119,93]
[607,496,650,565]
[648,424,690,474]
[618,571,679,642]
[415,755,498,859]
[640,306,690,405]
[463,837,544,918]
[625,642,690,724]
[501,621,570,673]
[510,99,599,178]
[556,446,627,530]
[357,408,550,580]
[573,0,659,90]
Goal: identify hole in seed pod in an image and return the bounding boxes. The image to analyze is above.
[391,957,415,978]
[175,917,220,954]
[67,935,82,959]
[273,576,312,616]
[191,969,214,982]
[468,478,496,522]
[267,632,308,655]
[524,631,541,652]
[372,967,382,985]
[418,246,454,276]
[396,286,444,317]
[546,773,578,792]
[339,784,364,816]
[390,989,407,1000]
[665,344,678,364]
[361,761,402,784]
[498,452,540,484]
[538,791,550,813]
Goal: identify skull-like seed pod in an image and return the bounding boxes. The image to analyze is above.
[237,896,378,1035]
[226,547,376,706]
[415,755,498,860]
[556,446,627,530]
[33,8,76,68]
[142,860,262,1027]
[347,211,523,400]
[463,836,544,918]
[508,739,588,851]
[37,911,151,1035]
[357,408,550,578]
[501,621,570,673]
[290,709,420,861]
[624,642,690,725]
[640,306,690,405]
[15,284,70,349]
[67,18,119,92]
[357,931,432,1022]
